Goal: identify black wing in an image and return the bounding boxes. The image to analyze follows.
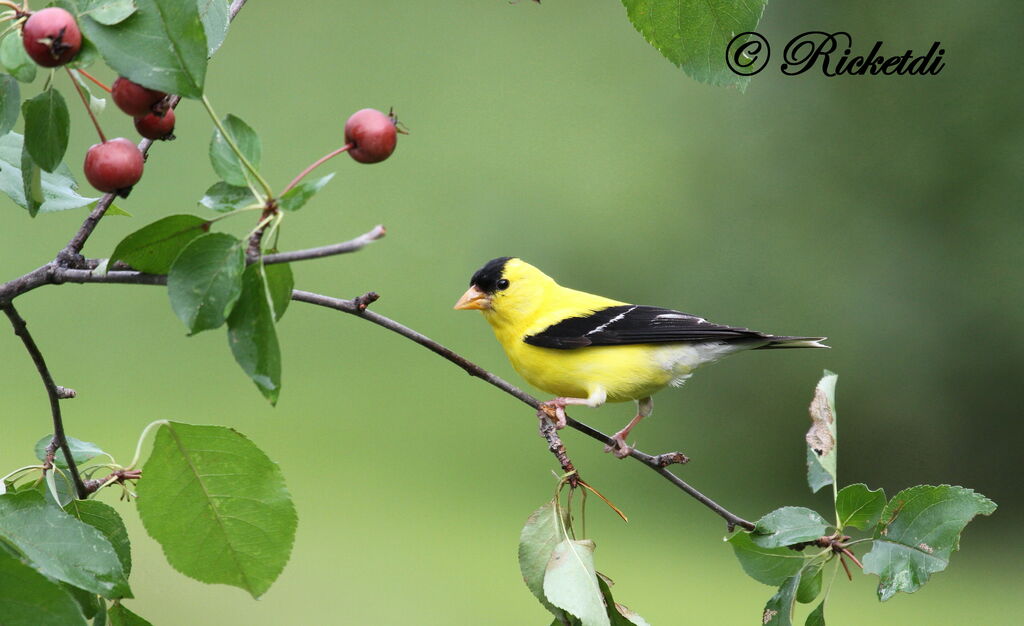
[524,305,784,350]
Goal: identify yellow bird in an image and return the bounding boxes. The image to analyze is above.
[454,257,827,457]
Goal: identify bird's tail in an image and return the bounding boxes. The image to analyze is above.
[755,336,829,349]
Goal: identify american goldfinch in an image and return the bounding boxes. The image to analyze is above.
[454,257,827,457]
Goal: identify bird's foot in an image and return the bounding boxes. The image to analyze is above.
[603,434,633,459]
[538,401,568,429]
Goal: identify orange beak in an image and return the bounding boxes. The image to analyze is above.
[454,285,491,310]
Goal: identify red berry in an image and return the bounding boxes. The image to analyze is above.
[112,77,167,117]
[21,8,82,68]
[84,138,144,195]
[134,109,176,141]
[344,108,398,164]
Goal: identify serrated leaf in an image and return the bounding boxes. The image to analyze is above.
[0,73,20,135]
[0,549,88,625]
[80,0,207,97]
[66,499,132,576]
[167,232,245,333]
[0,33,37,83]
[805,447,832,494]
[597,576,649,626]
[728,531,809,586]
[22,89,70,172]
[762,574,800,626]
[620,0,766,89]
[209,114,261,187]
[264,260,293,321]
[227,263,282,404]
[806,371,838,492]
[108,603,152,626]
[836,484,886,531]
[519,499,571,622]
[278,173,334,211]
[34,434,105,468]
[863,485,996,601]
[0,132,99,215]
[0,491,131,599]
[543,539,609,626]
[83,0,137,25]
[805,602,825,626]
[752,507,830,549]
[62,583,102,619]
[135,422,297,598]
[198,0,230,56]
[198,181,255,212]
[110,214,210,273]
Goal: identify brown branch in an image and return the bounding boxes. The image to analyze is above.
[538,411,580,487]
[261,225,385,265]
[1,303,88,498]
[290,289,755,531]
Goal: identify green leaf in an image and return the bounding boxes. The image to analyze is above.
[0,491,131,599]
[22,89,70,172]
[34,434,105,468]
[863,485,996,601]
[80,0,207,97]
[0,132,99,215]
[543,539,609,626]
[63,583,102,619]
[264,260,293,321]
[110,214,210,273]
[0,549,88,625]
[0,33,37,83]
[105,203,132,217]
[518,499,571,622]
[762,574,800,626]
[83,0,138,25]
[135,422,297,598]
[21,141,43,217]
[796,560,823,604]
[209,114,261,187]
[68,36,101,70]
[805,371,838,492]
[620,0,766,90]
[198,181,255,212]
[107,603,152,626]
[198,0,230,56]
[805,602,825,626]
[227,263,282,404]
[728,531,809,586]
[835,484,886,531]
[0,73,20,135]
[278,173,334,211]
[66,499,132,576]
[752,507,830,549]
[167,232,245,333]
[805,447,832,495]
[597,576,650,626]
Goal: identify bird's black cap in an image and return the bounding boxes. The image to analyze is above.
[470,257,512,293]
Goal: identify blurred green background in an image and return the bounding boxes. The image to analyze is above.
[2,1,1022,623]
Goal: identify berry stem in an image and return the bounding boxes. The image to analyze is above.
[0,1,21,13]
[76,68,111,93]
[65,68,106,143]
[279,143,352,196]
[200,94,274,201]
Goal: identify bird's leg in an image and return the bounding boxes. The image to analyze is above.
[604,396,653,459]
[540,388,607,430]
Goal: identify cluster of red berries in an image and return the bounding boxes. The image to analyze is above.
[20,8,399,197]
[21,7,173,195]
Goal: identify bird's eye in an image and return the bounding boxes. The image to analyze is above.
[496,279,510,291]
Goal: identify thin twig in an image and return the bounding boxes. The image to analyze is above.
[538,412,580,487]
[1,303,88,498]
[261,225,385,265]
